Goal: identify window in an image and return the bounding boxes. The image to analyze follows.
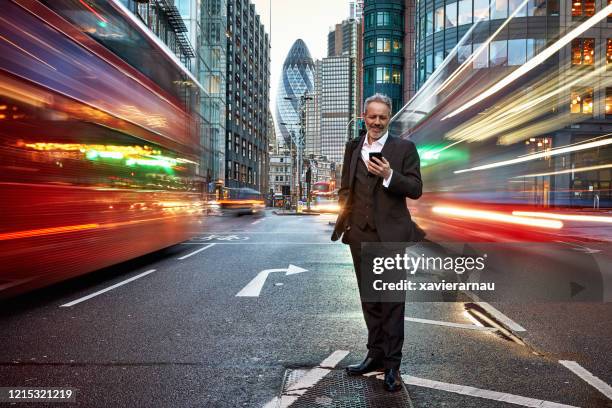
[376,67,394,83]
[572,0,595,18]
[490,40,508,66]
[606,88,612,117]
[528,0,546,16]
[435,6,445,31]
[458,44,472,62]
[474,0,489,20]
[509,0,527,16]
[570,88,593,114]
[391,69,402,84]
[607,39,612,70]
[426,53,434,74]
[571,38,595,67]
[377,38,391,53]
[458,0,473,24]
[392,39,403,54]
[508,39,527,65]
[491,0,508,19]
[473,43,489,68]
[434,50,444,68]
[366,39,375,55]
[242,139,246,156]
[446,2,458,27]
[234,135,240,153]
[426,11,434,35]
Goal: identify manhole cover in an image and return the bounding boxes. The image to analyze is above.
[277,368,413,408]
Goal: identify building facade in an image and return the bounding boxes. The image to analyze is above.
[225,0,270,191]
[305,60,323,158]
[362,0,406,114]
[320,55,354,164]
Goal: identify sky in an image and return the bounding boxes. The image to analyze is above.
[250,0,351,115]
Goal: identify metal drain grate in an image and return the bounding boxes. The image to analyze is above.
[279,369,414,408]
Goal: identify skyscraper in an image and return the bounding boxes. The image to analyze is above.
[225,0,270,190]
[321,55,354,164]
[275,39,316,149]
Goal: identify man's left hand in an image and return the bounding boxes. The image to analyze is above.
[368,157,392,179]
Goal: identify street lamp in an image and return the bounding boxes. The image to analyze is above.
[346,116,362,141]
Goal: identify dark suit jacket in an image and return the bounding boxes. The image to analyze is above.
[331,134,424,244]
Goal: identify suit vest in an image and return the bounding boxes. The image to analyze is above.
[350,156,377,230]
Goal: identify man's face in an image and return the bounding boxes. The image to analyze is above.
[364,101,391,140]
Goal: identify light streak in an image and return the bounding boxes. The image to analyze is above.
[432,206,563,229]
[513,163,612,178]
[78,0,109,23]
[513,211,612,224]
[454,138,612,174]
[0,224,100,241]
[442,4,612,120]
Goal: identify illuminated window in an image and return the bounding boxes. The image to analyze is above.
[375,67,392,83]
[570,88,593,114]
[435,6,445,31]
[572,0,595,18]
[392,39,403,54]
[607,39,612,70]
[446,2,458,27]
[377,38,391,53]
[571,38,595,67]
[458,0,473,24]
[391,69,402,84]
[606,88,612,117]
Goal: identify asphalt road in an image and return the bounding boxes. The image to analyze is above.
[0,210,610,407]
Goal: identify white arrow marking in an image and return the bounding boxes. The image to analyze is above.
[236,264,308,297]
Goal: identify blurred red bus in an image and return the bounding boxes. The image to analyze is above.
[0,1,204,298]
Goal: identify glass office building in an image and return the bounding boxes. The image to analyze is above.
[362,0,406,114]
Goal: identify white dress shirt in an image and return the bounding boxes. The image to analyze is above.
[361,131,393,188]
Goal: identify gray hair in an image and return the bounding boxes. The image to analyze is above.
[363,93,392,115]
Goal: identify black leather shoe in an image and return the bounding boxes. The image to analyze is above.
[345,357,384,376]
[383,368,402,392]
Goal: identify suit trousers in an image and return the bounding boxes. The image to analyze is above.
[348,224,406,370]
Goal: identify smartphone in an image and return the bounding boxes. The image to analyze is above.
[368,152,383,161]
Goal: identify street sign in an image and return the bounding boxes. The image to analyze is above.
[236,264,308,297]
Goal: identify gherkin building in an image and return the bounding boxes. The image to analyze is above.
[275,39,315,148]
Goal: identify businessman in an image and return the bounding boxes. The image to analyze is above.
[331,93,423,392]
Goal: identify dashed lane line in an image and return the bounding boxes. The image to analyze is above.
[262,350,349,408]
[60,269,156,307]
[405,317,497,332]
[403,375,580,408]
[177,243,216,260]
[559,360,612,400]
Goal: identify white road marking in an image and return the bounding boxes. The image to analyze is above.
[60,269,156,307]
[465,292,526,332]
[262,350,349,408]
[251,219,262,225]
[177,243,216,260]
[559,360,612,400]
[236,265,308,297]
[405,317,497,332]
[404,375,580,408]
